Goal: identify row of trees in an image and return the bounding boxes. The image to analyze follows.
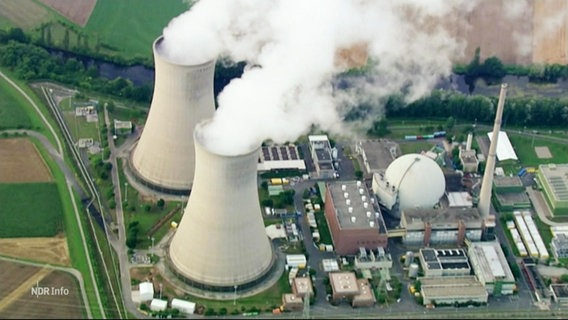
[383,90,568,128]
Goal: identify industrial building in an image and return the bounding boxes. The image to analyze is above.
[130,36,216,194]
[354,139,399,174]
[354,247,393,270]
[549,284,568,304]
[513,211,549,260]
[493,176,531,211]
[418,248,471,277]
[537,163,568,216]
[168,120,276,292]
[399,207,484,247]
[445,192,473,208]
[308,135,335,179]
[329,272,375,307]
[372,153,446,218]
[113,119,132,135]
[292,277,313,298]
[467,241,516,296]
[459,133,478,173]
[486,130,518,162]
[150,299,168,312]
[419,276,488,306]
[423,145,446,167]
[170,298,196,315]
[282,293,303,311]
[257,145,306,172]
[324,181,388,255]
[551,234,568,259]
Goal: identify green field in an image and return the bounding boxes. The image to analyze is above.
[508,134,568,166]
[0,182,63,237]
[85,0,189,60]
[0,76,33,129]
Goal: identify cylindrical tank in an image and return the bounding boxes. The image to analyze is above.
[168,120,274,289]
[131,36,216,193]
[405,251,414,267]
[409,263,419,278]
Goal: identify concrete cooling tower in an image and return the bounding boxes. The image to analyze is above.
[168,120,274,290]
[130,36,216,194]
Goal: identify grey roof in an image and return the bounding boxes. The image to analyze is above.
[402,207,483,229]
[358,140,399,171]
[493,176,523,187]
[328,181,378,230]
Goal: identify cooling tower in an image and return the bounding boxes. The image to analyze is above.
[168,120,274,290]
[478,83,508,218]
[130,36,216,194]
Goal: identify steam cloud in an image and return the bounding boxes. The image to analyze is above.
[161,0,475,155]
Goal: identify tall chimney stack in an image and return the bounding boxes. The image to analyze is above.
[478,83,508,218]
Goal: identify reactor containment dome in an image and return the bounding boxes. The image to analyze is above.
[372,153,445,215]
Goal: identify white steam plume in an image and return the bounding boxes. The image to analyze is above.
[162,0,474,155]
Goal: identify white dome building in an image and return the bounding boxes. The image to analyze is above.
[372,154,445,216]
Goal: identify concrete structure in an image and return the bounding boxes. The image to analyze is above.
[478,83,508,220]
[130,36,216,194]
[486,131,518,162]
[352,279,376,307]
[537,163,568,215]
[286,255,307,269]
[446,192,473,208]
[418,248,471,277]
[550,284,568,304]
[150,299,168,312]
[322,259,340,272]
[329,272,359,301]
[292,277,313,298]
[355,139,399,174]
[113,119,132,135]
[308,135,335,179]
[459,149,479,173]
[419,276,488,306]
[324,181,388,255]
[552,234,568,259]
[494,176,524,193]
[139,282,154,301]
[171,298,196,314]
[282,293,303,311]
[409,263,419,278]
[354,247,393,270]
[467,241,516,296]
[400,207,484,246]
[372,154,445,217]
[168,120,275,291]
[258,145,306,172]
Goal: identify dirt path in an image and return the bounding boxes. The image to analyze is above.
[0,267,52,312]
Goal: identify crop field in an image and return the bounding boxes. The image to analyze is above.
[0,0,51,30]
[0,236,70,266]
[0,138,53,183]
[38,0,97,27]
[0,79,33,130]
[0,260,85,319]
[84,0,188,59]
[0,183,63,238]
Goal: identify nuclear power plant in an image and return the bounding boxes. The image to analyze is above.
[478,83,508,218]
[129,36,216,195]
[167,119,276,291]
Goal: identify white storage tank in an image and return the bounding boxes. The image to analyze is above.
[409,263,419,278]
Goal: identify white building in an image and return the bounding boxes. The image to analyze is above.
[171,298,196,314]
[486,131,518,161]
[150,299,168,312]
[139,282,154,301]
[286,254,307,269]
[467,241,516,296]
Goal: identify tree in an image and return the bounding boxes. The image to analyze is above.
[367,118,390,137]
[157,198,165,209]
[445,116,455,132]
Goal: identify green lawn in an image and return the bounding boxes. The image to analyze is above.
[0,182,64,237]
[508,134,568,166]
[84,0,189,60]
[0,75,33,129]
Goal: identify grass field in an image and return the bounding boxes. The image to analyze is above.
[84,0,188,60]
[0,77,33,130]
[0,183,63,237]
[508,134,568,166]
